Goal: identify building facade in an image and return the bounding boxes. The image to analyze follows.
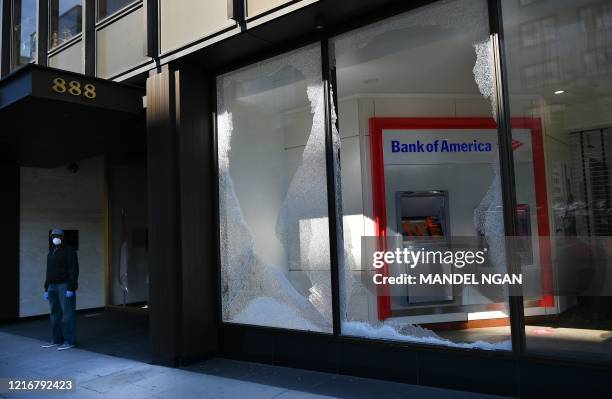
[1,0,612,396]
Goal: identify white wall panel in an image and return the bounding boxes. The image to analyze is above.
[48,40,83,73]
[97,7,148,78]
[160,0,234,53]
[20,157,105,317]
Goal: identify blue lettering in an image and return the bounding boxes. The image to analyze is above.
[392,138,492,154]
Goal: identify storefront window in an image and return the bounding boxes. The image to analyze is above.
[97,0,135,21]
[12,0,37,67]
[217,44,333,332]
[503,0,612,361]
[50,0,83,49]
[331,0,512,350]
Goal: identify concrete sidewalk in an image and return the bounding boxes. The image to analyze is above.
[0,332,509,399]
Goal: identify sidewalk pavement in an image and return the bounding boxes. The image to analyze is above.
[0,331,510,399]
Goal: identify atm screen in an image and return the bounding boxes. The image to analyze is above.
[401,216,444,237]
[395,190,452,305]
[396,191,449,240]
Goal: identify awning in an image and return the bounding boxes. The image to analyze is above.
[0,64,145,167]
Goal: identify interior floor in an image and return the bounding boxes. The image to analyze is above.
[0,309,150,363]
[435,307,612,361]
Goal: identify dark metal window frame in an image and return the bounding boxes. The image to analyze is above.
[41,0,149,79]
[47,0,84,52]
[95,0,140,23]
[1,0,12,76]
[243,0,304,22]
[7,0,40,69]
[210,0,535,361]
[93,0,153,80]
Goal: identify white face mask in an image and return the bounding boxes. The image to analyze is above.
[52,237,62,246]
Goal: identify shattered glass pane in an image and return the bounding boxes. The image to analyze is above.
[332,0,511,350]
[217,44,333,332]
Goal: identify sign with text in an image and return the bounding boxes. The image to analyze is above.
[382,129,533,165]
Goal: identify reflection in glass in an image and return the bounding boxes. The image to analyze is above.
[216,44,333,332]
[109,156,149,309]
[503,0,612,361]
[332,0,512,350]
[12,0,37,67]
[97,0,135,20]
[50,0,83,49]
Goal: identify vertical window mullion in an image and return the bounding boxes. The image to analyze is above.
[1,0,11,75]
[37,0,48,65]
[322,37,342,336]
[487,0,526,355]
[144,0,158,59]
[83,0,95,76]
[10,0,21,69]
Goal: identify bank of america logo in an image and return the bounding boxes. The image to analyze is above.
[512,139,524,150]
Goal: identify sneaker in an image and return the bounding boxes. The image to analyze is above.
[57,343,74,351]
[41,343,61,348]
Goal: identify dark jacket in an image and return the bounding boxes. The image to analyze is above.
[45,245,79,292]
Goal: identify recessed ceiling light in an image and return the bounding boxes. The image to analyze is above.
[554,90,565,95]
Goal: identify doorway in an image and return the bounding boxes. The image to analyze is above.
[106,152,149,310]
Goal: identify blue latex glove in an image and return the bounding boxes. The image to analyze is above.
[44,292,49,300]
[65,291,75,298]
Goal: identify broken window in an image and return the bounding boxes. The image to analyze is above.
[217,44,333,332]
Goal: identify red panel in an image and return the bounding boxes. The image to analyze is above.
[368,117,553,321]
[369,118,392,320]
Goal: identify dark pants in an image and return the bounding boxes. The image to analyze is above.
[47,283,76,345]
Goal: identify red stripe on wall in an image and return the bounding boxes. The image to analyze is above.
[368,117,553,321]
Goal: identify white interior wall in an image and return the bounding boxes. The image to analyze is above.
[339,95,546,322]
[229,101,289,273]
[268,91,602,323]
[282,95,510,321]
[19,157,105,317]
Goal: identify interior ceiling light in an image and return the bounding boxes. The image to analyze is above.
[554,90,565,95]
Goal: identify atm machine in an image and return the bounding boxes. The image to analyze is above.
[369,117,551,323]
[394,191,453,305]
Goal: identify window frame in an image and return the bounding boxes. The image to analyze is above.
[95,0,140,24]
[47,0,84,52]
[10,0,38,69]
[214,40,337,335]
[94,0,151,80]
[212,0,527,358]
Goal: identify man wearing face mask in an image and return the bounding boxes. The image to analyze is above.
[41,229,79,350]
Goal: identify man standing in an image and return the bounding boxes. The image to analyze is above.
[42,229,79,350]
